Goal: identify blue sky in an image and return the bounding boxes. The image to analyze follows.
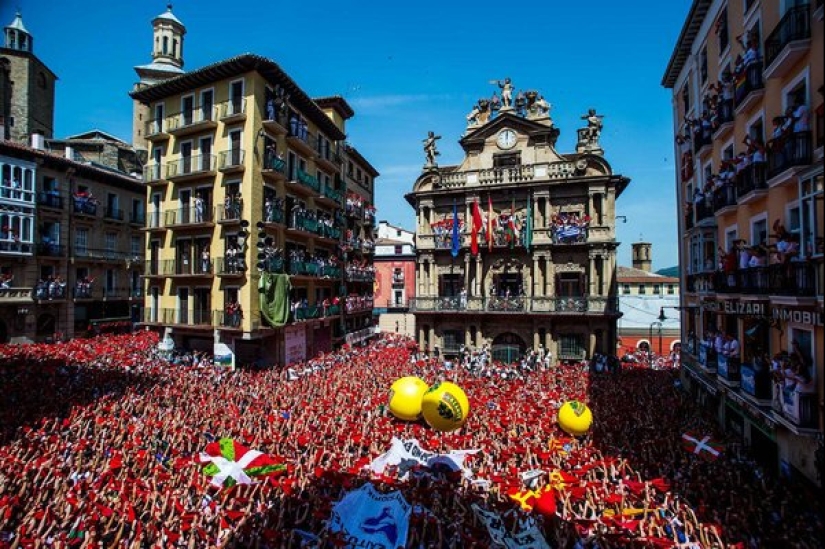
[4,0,691,270]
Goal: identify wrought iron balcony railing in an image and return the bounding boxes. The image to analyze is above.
[409,296,619,314]
[764,4,811,68]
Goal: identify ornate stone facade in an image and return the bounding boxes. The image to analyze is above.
[406,79,629,362]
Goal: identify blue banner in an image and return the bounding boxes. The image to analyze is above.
[451,201,460,258]
[329,483,411,549]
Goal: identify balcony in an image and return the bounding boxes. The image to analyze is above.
[346,297,374,314]
[218,149,245,173]
[144,211,167,232]
[736,164,768,203]
[0,187,35,204]
[102,286,136,300]
[288,261,320,277]
[37,192,63,210]
[215,257,244,277]
[315,145,340,173]
[409,295,620,314]
[257,256,285,273]
[167,258,214,277]
[318,185,344,207]
[220,98,246,123]
[712,184,738,214]
[717,355,741,386]
[217,204,242,225]
[144,118,170,141]
[167,107,218,137]
[702,262,816,296]
[73,248,133,262]
[261,204,285,225]
[73,284,99,301]
[33,283,66,301]
[697,343,718,372]
[166,154,216,183]
[104,207,124,222]
[287,214,320,237]
[0,287,33,303]
[550,225,588,244]
[143,259,172,277]
[694,202,716,226]
[0,239,33,255]
[262,154,287,182]
[733,63,764,114]
[143,163,167,187]
[712,99,735,140]
[72,197,98,217]
[142,307,212,328]
[262,110,288,136]
[772,386,818,431]
[764,4,812,80]
[345,268,375,282]
[767,131,812,182]
[692,131,712,157]
[392,274,405,286]
[740,359,774,405]
[164,206,214,229]
[290,169,321,195]
[286,126,316,158]
[36,242,66,257]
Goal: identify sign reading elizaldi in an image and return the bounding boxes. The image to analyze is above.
[702,300,822,326]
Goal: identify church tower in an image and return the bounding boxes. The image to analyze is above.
[0,11,57,142]
[632,241,653,273]
[131,4,186,150]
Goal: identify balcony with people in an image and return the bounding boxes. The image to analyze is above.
[262,194,285,226]
[766,106,813,181]
[218,192,243,225]
[732,32,764,114]
[262,141,287,180]
[286,114,316,157]
[72,192,99,217]
[345,293,374,314]
[770,342,817,430]
[73,276,97,300]
[550,212,590,244]
[764,3,813,79]
[345,193,365,219]
[166,154,216,183]
[345,261,375,282]
[33,276,67,301]
[165,197,214,229]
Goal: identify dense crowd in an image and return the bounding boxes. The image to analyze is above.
[0,332,821,548]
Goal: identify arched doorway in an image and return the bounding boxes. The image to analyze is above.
[0,319,8,344]
[491,332,526,364]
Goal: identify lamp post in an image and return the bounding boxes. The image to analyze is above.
[648,308,667,366]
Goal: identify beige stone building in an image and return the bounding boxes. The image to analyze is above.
[406,82,629,362]
[663,0,823,484]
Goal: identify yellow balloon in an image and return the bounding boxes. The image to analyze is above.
[388,377,429,421]
[421,381,470,432]
[557,400,593,436]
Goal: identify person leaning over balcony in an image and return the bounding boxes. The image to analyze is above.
[201,247,211,273]
[722,332,740,361]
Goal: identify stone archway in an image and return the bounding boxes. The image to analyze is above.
[491,332,527,364]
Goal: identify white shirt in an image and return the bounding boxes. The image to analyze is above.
[793,105,809,132]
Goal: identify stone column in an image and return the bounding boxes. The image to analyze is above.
[428,326,435,352]
[464,254,470,293]
[589,255,596,296]
[419,326,426,349]
[429,261,436,295]
[532,256,540,297]
[545,257,553,296]
[475,257,482,296]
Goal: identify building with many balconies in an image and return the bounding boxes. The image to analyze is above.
[129,50,377,366]
[663,0,823,484]
[373,220,416,338]
[1,138,146,343]
[406,81,628,362]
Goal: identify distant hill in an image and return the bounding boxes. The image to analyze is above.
[656,266,680,277]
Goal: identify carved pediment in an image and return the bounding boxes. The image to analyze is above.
[460,112,555,148]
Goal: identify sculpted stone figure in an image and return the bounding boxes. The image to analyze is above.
[495,77,514,108]
[582,109,604,142]
[423,131,442,167]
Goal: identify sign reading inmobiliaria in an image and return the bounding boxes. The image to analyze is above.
[328,483,411,549]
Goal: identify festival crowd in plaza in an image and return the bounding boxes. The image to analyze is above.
[0,332,821,548]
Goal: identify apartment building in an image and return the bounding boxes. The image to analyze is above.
[663,0,823,484]
[373,220,416,337]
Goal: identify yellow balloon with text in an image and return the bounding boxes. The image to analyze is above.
[421,381,470,432]
[557,400,593,436]
[388,377,429,421]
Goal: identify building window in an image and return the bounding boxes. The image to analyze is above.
[622,284,630,294]
[441,330,464,353]
[699,46,708,84]
[752,218,768,246]
[75,228,88,255]
[667,284,675,295]
[394,245,402,255]
[131,235,142,256]
[558,334,585,359]
[653,284,661,294]
[638,284,646,295]
[105,232,116,253]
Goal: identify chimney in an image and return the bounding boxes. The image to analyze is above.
[632,242,652,272]
[65,146,74,160]
[30,132,45,150]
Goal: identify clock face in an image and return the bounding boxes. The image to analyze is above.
[497,129,517,149]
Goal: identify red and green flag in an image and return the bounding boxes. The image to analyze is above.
[681,432,723,460]
[198,438,286,488]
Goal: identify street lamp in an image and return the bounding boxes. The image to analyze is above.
[648,308,667,366]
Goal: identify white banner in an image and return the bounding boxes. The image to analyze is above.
[284,324,306,365]
[369,437,479,479]
[328,483,410,549]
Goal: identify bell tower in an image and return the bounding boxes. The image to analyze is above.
[131,4,187,150]
[632,241,653,273]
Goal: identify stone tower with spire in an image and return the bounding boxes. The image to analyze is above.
[131,4,186,151]
[0,11,57,142]
[632,241,653,273]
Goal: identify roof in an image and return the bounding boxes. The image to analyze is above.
[617,266,679,283]
[153,5,185,27]
[57,129,130,144]
[5,12,29,34]
[134,61,186,75]
[662,0,712,88]
[375,237,411,246]
[314,96,355,120]
[0,140,143,191]
[344,143,380,176]
[130,53,345,140]
[618,296,682,330]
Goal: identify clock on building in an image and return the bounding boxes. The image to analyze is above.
[496,129,517,149]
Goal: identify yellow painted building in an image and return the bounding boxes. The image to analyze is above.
[130,41,377,364]
[663,0,823,484]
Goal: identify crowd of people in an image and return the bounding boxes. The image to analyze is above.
[0,332,821,548]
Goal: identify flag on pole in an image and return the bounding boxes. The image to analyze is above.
[487,195,494,252]
[525,192,533,251]
[198,438,286,488]
[681,432,724,460]
[451,200,460,258]
[471,200,483,256]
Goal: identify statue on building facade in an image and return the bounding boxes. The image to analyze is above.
[466,98,492,127]
[577,108,605,154]
[492,77,514,109]
[423,131,442,168]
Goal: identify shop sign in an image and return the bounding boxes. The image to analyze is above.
[723,301,766,316]
[771,307,823,327]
